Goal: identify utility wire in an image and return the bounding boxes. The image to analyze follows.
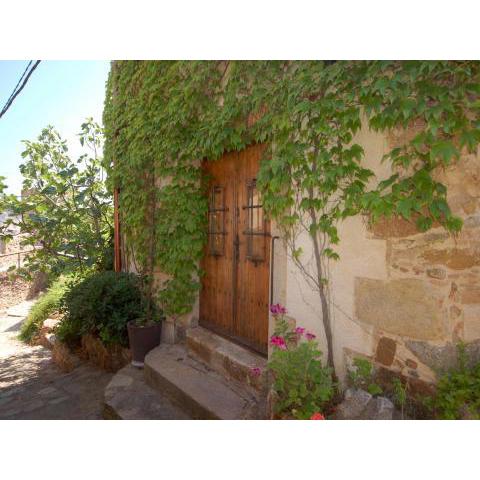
[0,60,41,120]
[2,61,32,109]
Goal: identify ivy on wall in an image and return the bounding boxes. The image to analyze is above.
[103,61,480,349]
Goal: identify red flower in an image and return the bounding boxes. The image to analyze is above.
[250,367,262,377]
[310,412,325,420]
[305,332,316,341]
[270,335,287,350]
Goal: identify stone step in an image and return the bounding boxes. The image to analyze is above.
[186,326,268,395]
[104,364,190,420]
[144,344,262,419]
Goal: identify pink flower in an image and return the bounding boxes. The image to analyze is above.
[295,327,305,335]
[310,412,325,420]
[250,367,262,377]
[270,335,287,349]
[270,303,287,315]
[305,332,316,340]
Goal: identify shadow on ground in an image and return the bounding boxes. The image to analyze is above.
[0,315,113,420]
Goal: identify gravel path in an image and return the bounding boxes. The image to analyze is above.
[0,304,113,420]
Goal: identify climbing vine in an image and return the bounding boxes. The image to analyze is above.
[103,61,480,369]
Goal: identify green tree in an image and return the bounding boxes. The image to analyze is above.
[0,176,11,241]
[5,118,113,278]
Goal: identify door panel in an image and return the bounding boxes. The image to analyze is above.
[200,150,236,338]
[200,144,270,355]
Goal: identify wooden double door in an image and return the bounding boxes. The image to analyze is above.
[200,144,270,355]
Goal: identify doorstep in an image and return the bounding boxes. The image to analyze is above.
[186,326,268,395]
[144,344,265,419]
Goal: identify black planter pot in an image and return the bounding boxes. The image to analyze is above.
[127,320,162,368]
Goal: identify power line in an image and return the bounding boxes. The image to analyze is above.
[2,61,32,109]
[0,60,41,120]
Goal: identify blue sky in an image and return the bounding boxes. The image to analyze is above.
[0,61,110,194]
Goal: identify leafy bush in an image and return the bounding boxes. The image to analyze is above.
[57,271,152,347]
[19,275,73,342]
[267,304,335,419]
[348,357,383,396]
[426,344,480,419]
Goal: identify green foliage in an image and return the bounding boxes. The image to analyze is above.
[267,313,335,419]
[0,176,14,242]
[104,61,480,321]
[56,271,156,347]
[94,229,115,272]
[5,119,112,278]
[392,377,408,418]
[348,357,383,396]
[19,275,74,342]
[426,344,480,419]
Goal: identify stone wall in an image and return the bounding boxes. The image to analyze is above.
[357,140,480,389]
[289,122,480,391]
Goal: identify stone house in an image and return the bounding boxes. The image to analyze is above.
[111,63,480,416]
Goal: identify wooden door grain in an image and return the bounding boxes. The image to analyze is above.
[200,144,270,355]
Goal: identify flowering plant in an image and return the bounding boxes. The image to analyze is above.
[267,304,334,420]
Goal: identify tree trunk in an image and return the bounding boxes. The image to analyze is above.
[310,231,335,371]
[308,205,335,372]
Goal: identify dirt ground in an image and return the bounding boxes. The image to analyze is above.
[0,272,30,314]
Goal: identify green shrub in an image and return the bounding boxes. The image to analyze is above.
[19,275,73,342]
[348,357,383,396]
[267,305,335,419]
[57,271,151,347]
[426,344,480,419]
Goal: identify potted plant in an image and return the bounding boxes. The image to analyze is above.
[127,314,163,367]
[127,270,166,367]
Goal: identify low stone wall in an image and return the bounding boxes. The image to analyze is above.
[79,334,131,372]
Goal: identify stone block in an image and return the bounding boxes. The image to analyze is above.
[42,318,60,330]
[460,286,480,305]
[406,339,480,373]
[334,388,372,419]
[422,248,480,270]
[369,216,420,239]
[463,308,480,343]
[355,278,446,340]
[375,337,397,366]
[359,396,395,420]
